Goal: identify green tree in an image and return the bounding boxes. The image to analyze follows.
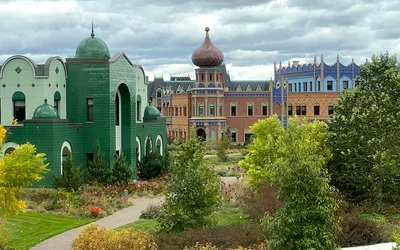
[328,52,400,202]
[157,127,221,233]
[52,151,83,191]
[137,151,163,180]
[110,154,132,184]
[85,141,109,185]
[240,116,339,250]
[0,125,48,246]
[216,127,232,162]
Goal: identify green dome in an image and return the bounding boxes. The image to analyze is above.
[144,105,160,122]
[33,99,60,119]
[75,30,110,59]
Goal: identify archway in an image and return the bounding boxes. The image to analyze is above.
[117,84,131,163]
[60,141,71,175]
[196,128,206,141]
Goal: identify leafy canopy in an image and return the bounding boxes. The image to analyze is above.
[328,52,400,202]
[157,127,221,233]
[240,116,339,250]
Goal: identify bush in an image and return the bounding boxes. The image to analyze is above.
[184,242,269,250]
[137,151,164,180]
[73,224,156,250]
[85,141,110,185]
[245,183,283,221]
[110,154,132,184]
[155,223,266,250]
[53,151,83,191]
[140,204,163,219]
[336,213,385,247]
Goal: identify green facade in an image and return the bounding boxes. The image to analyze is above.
[3,33,166,187]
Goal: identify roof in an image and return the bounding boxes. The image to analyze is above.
[75,31,110,59]
[32,99,60,119]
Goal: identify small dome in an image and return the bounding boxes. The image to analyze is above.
[33,99,60,119]
[192,27,224,67]
[75,28,110,59]
[144,104,160,122]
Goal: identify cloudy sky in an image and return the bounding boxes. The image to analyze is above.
[0,0,399,80]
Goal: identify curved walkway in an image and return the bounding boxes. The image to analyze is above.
[30,197,164,250]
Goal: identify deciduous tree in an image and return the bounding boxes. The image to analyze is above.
[328,52,400,202]
[240,116,339,250]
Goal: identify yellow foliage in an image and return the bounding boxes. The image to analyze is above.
[73,224,157,250]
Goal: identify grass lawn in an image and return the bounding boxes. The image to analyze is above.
[5,212,94,250]
[121,213,246,232]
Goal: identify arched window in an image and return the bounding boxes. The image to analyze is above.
[156,135,163,156]
[12,91,26,122]
[60,141,71,175]
[199,103,204,117]
[219,103,223,116]
[247,103,253,116]
[136,137,141,161]
[54,91,61,115]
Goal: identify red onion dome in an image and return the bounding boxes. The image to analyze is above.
[192,27,224,67]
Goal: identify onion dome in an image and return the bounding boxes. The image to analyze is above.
[192,27,224,67]
[33,99,60,119]
[75,25,110,59]
[143,102,160,122]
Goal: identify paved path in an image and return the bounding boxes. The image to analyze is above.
[30,197,164,250]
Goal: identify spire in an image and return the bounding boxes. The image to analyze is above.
[91,22,95,38]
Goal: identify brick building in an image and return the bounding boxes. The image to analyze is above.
[148,27,361,144]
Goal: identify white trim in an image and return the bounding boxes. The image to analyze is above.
[2,142,17,156]
[60,141,71,175]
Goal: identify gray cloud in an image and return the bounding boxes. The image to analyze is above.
[0,0,399,80]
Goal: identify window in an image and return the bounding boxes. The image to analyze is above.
[296,104,301,115]
[303,82,307,92]
[317,81,321,91]
[328,105,334,115]
[136,98,142,121]
[262,103,267,116]
[231,130,237,143]
[199,103,204,117]
[310,82,313,92]
[210,103,215,116]
[327,80,333,91]
[86,98,94,122]
[245,133,253,144]
[343,80,349,89]
[314,105,320,115]
[192,104,196,116]
[174,106,178,116]
[12,91,26,122]
[294,83,297,92]
[179,106,182,116]
[288,83,292,92]
[201,74,204,81]
[116,94,120,125]
[209,74,212,81]
[288,104,293,115]
[231,103,236,116]
[247,103,253,116]
[54,91,61,115]
[301,104,306,116]
[156,89,162,98]
[183,106,187,116]
[219,103,223,116]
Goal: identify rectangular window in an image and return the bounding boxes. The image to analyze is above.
[296,104,301,115]
[262,103,267,116]
[175,106,178,116]
[328,105,334,115]
[210,104,215,116]
[301,105,306,116]
[314,105,320,115]
[209,74,212,81]
[247,103,253,116]
[183,106,187,116]
[156,90,162,98]
[327,80,333,91]
[245,133,253,144]
[294,83,297,92]
[179,107,182,116]
[136,100,141,121]
[288,83,292,92]
[231,131,237,143]
[343,81,349,89]
[231,103,236,116]
[317,81,321,91]
[288,104,293,116]
[192,104,196,116]
[14,100,26,122]
[86,98,93,122]
[54,100,60,113]
[310,82,313,92]
[199,104,204,117]
[303,82,307,92]
[219,103,223,116]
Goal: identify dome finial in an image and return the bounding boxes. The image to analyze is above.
[91,22,95,38]
[205,27,210,37]
[44,98,48,104]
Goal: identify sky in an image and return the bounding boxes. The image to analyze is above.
[0,0,399,81]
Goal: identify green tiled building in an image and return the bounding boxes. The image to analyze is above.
[1,29,166,187]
